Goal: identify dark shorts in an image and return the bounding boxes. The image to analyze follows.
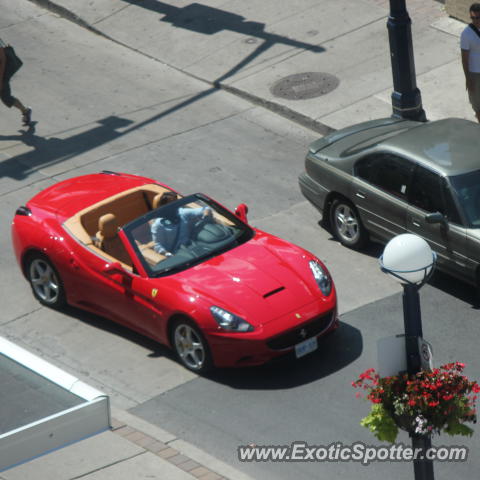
[468,73,480,113]
[0,79,15,108]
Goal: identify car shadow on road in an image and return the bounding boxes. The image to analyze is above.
[318,220,384,259]
[346,239,480,309]
[62,304,362,386]
[61,305,175,360]
[206,321,363,389]
[428,270,480,310]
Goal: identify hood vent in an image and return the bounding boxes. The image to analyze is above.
[263,287,285,299]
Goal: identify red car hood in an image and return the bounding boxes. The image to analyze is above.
[180,237,328,326]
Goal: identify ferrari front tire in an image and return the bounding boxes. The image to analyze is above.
[171,318,212,373]
[26,254,66,308]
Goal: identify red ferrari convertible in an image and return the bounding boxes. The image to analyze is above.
[11,171,338,372]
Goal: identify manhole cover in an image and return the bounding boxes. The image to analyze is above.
[270,72,339,100]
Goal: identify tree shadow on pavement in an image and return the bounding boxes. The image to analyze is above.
[206,321,363,389]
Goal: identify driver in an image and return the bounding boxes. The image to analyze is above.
[151,192,212,256]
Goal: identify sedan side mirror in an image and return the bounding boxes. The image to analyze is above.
[425,212,446,225]
[234,203,249,223]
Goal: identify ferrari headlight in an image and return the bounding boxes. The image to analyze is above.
[309,260,332,296]
[210,306,253,332]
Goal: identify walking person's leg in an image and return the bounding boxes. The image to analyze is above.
[1,79,31,126]
[13,97,31,126]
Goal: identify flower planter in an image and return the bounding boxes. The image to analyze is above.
[353,363,479,442]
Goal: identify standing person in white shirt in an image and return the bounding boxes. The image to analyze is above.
[0,38,31,126]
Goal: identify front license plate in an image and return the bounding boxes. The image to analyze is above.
[295,337,318,359]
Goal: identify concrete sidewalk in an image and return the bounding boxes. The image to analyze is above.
[3,0,474,479]
[28,0,474,131]
[2,406,250,480]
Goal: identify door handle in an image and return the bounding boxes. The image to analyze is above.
[355,192,366,199]
[412,221,420,228]
[69,258,79,270]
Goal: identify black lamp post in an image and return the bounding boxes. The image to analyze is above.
[387,0,426,121]
[380,234,436,480]
[403,283,435,480]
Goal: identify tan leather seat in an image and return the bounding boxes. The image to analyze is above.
[152,193,163,210]
[96,213,132,267]
[152,191,178,210]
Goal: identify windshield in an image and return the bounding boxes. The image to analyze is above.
[122,194,253,276]
[450,170,480,227]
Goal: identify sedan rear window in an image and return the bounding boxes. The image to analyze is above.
[450,170,480,227]
[355,153,413,199]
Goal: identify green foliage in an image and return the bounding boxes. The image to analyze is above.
[360,404,399,443]
[444,421,474,437]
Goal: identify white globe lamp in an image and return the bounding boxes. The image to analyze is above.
[380,234,436,285]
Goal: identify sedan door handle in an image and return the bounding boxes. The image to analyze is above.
[355,192,366,199]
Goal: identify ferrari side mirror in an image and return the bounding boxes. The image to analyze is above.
[234,203,249,223]
[102,262,126,275]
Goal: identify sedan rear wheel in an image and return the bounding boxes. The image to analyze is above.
[172,319,212,373]
[330,199,367,249]
[27,254,65,308]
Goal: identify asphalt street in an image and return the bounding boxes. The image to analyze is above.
[1,1,479,480]
[130,279,480,480]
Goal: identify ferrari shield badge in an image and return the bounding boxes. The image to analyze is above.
[151,288,158,298]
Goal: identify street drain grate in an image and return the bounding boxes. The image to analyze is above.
[270,72,339,100]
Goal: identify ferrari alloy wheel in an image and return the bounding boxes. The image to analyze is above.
[27,254,65,308]
[330,199,367,249]
[172,319,211,373]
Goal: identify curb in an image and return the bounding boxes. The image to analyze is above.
[111,408,255,480]
[111,418,229,480]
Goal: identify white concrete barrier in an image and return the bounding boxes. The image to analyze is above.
[0,336,111,472]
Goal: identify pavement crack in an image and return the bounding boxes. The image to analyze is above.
[0,307,43,327]
[0,11,48,31]
[92,4,132,26]
[250,200,311,224]
[69,451,147,479]
[241,115,316,145]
